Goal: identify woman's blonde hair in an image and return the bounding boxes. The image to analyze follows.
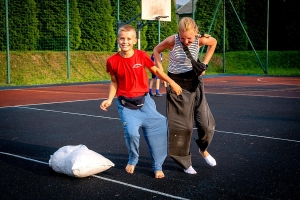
[178,17,210,38]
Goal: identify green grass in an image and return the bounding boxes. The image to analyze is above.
[0,50,299,87]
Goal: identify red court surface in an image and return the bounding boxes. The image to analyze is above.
[0,75,299,107]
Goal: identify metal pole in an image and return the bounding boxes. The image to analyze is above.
[266,0,269,74]
[138,22,141,50]
[199,0,221,56]
[223,0,225,73]
[228,0,265,73]
[5,0,10,84]
[158,19,161,43]
[116,0,120,51]
[156,16,168,44]
[192,0,195,20]
[66,0,70,79]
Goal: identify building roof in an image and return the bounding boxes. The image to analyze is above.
[176,0,198,15]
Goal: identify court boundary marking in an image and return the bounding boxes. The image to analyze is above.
[257,77,300,86]
[10,106,300,144]
[1,87,299,109]
[0,151,189,200]
[0,98,105,109]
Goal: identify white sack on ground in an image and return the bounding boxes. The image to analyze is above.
[49,144,114,178]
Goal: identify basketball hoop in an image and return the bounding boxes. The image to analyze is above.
[155,16,169,20]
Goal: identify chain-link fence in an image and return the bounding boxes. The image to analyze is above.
[1,0,171,85]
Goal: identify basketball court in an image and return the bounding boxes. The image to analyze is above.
[1,75,299,199]
[1,1,299,199]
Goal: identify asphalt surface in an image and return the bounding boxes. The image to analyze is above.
[0,76,299,200]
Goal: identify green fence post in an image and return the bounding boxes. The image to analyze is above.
[266,0,269,74]
[192,0,195,20]
[223,0,225,73]
[66,0,70,79]
[116,0,120,51]
[5,0,10,84]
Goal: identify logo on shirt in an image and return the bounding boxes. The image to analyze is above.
[133,64,142,68]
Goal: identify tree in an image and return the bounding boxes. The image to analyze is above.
[0,0,6,51]
[36,0,67,50]
[69,0,82,50]
[195,0,226,53]
[78,0,115,51]
[225,0,248,51]
[8,0,39,50]
[244,0,266,51]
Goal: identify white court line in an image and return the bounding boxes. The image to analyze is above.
[0,151,189,200]
[17,106,120,120]
[16,106,300,143]
[257,78,300,86]
[92,175,189,200]
[0,83,108,91]
[205,91,300,99]
[214,130,300,143]
[0,151,49,165]
[0,98,107,109]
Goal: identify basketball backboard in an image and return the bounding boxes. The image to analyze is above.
[141,0,171,21]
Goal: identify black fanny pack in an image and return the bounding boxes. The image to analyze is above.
[118,93,147,110]
[181,40,207,76]
[190,58,207,76]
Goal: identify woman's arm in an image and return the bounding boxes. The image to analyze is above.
[153,35,175,71]
[199,36,217,65]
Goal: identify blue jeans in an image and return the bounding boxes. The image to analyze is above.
[117,94,168,172]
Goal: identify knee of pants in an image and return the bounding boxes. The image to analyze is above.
[122,120,140,137]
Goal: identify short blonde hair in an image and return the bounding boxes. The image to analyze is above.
[178,17,210,38]
[118,24,136,37]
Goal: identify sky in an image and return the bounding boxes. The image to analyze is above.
[176,0,189,5]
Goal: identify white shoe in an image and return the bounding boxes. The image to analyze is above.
[184,166,197,174]
[199,149,217,166]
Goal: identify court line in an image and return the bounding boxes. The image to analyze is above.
[1,87,299,109]
[19,89,101,95]
[17,106,120,120]
[15,106,300,143]
[0,98,106,109]
[0,151,189,200]
[0,83,108,91]
[257,78,300,86]
[205,92,300,99]
[214,130,300,143]
[92,175,189,200]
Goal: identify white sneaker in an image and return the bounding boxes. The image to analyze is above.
[184,166,197,174]
[199,149,217,166]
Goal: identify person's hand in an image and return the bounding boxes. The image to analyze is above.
[161,79,167,86]
[170,82,182,96]
[163,81,168,88]
[100,99,112,111]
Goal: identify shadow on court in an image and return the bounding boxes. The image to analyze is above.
[0,75,299,200]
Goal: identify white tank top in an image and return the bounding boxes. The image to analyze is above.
[168,34,199,74]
